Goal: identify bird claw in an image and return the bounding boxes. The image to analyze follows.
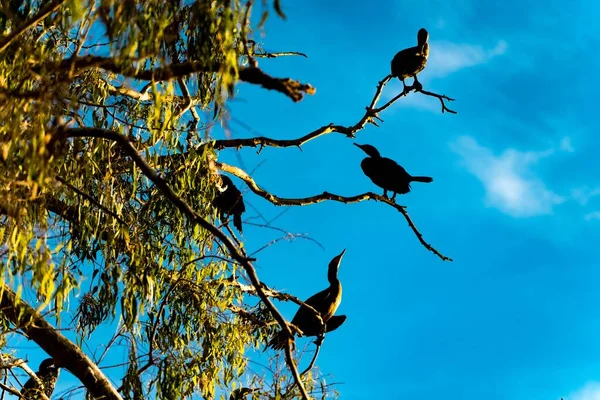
[412,81,423,91]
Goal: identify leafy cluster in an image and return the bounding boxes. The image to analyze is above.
[0,1,454,399]
[0,0,301,398]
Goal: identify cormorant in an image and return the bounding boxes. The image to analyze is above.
[213,175,245,233]
[267,250,347,350]
[354,143,433,199]
[391,28,429,92]
[20,358,59,399]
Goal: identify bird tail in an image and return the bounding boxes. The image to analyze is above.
[410,176,433,183]
[233,214,243,233]
[265,331,286,351]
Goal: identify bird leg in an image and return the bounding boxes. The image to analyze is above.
[391,192,397,201]
[412,75,423,91]
[383,189,389,198]
[401,79,410,94]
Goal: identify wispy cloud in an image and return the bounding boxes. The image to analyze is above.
[560,136,575,152]
[450,136,564,217]
[568,382,600,400]
[584,212,600,222]
[426,40,508,78]
[571,187,600,206]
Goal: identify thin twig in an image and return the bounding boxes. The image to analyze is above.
[418,89,457,114]
[254,51,308,58]
[300,335,324,376]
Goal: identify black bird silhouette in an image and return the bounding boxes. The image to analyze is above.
[21,358,60,399]
[267,250,347,350]
[213,175,245,233]
[391,28,429,92]
[354,143,433,199]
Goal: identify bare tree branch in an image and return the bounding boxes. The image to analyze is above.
[200,75,455,153]
[0,382,22,399]
[418,89,457,114]
[216,162,453,261]
[0,284,123,400]
[40,56,316,102]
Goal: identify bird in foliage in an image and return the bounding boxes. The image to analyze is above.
[391,28,429,93]
[213,175,245,233]
[354,143,433,199]
[20,358,60,399]
[267,250,347,350]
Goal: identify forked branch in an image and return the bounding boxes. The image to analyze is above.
[209,75,455,152]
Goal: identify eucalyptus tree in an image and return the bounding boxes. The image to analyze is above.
[0,1,455,399]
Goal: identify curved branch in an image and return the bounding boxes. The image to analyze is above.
[41,56,315,102]
[210,75,455,152]
[58,127,311,400]
[216,162,453,262]
[301,335,324,376]
[0,284,123,400]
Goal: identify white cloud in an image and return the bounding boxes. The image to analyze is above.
[426,40,508,78]
[450,136,564,217]
[560,136,575,152]
[571,187,600,206]
[584,212,600,222]
[568,382,600,400]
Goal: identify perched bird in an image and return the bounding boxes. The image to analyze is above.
[267,250,347,350]
[391,28,429,92]
[354,143,433,199]
[20,358,60,399]
[213,175,245,233]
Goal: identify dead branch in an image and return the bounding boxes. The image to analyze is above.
[217,162,453,261]
[204,75,454,152]
[418,89,457,114]
[58,127,312,400]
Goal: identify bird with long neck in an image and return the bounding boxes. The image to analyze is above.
[391,28,429,93]
[20,358,60,399]
[267,250,347,350]
[213,175,245,233]
[354,143,433,200]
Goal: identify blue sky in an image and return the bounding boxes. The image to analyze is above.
[15,1,600,399]
[213,1,600,399]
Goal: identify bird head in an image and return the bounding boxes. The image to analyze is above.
[217,174,232,193]
[38,358,58,372]
[353,143,381,158]
[327,249,346,283]
[417,28,429,46]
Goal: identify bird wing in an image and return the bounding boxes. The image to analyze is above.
[290,288,330,327]
[379,157,409,176]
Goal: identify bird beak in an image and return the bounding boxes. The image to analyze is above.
[336,249,346,261]
[353,143,363,150]
[216,181,229,193]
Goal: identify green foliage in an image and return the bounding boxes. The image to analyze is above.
[0,0,337,399]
